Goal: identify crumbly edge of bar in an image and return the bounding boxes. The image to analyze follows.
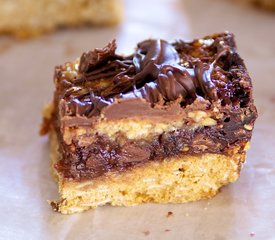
[49,128,246,214]
[0,0,123,38]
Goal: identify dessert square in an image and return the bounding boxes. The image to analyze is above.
[41,32,257,214]
[0,0,122,38]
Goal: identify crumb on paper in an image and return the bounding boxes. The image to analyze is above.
[166,211,173,217]
[165,229,171,232]
[49,201,58,212]
[143,230,150,236]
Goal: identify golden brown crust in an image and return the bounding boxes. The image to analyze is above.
[39,103,54,135]
[0,0,123,38]
[49,128,246,214]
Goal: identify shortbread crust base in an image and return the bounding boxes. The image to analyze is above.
[49,129,246,214]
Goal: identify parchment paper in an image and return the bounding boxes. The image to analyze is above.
[0,0,275,239]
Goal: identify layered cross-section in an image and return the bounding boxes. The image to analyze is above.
[41,32,257,214]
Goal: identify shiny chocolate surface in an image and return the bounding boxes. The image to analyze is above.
[55,32,253,119]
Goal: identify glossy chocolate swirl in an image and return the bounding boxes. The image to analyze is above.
[61,34,250,117]
[76,39,222,101]
[79,40,117,74]
[133,39,180,82]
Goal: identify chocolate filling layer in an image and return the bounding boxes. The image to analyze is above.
[54,105,257,180]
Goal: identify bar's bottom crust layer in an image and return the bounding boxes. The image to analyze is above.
[50,129,246,214]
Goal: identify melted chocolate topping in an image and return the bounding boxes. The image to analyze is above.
[57,32,252,118]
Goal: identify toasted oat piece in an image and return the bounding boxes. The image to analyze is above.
[41,32,257,214]
[0,0,122,38]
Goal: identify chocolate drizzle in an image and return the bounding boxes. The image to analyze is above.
[133,39,180,83]
[157,65,195,101]
[79,39,117,74]
[195,62,218,101]
[57,32,252,117]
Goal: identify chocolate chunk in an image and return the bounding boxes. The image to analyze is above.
[119,143,151,163]
[79,39,117,74]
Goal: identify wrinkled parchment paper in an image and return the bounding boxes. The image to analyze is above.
[0,0,275,239]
